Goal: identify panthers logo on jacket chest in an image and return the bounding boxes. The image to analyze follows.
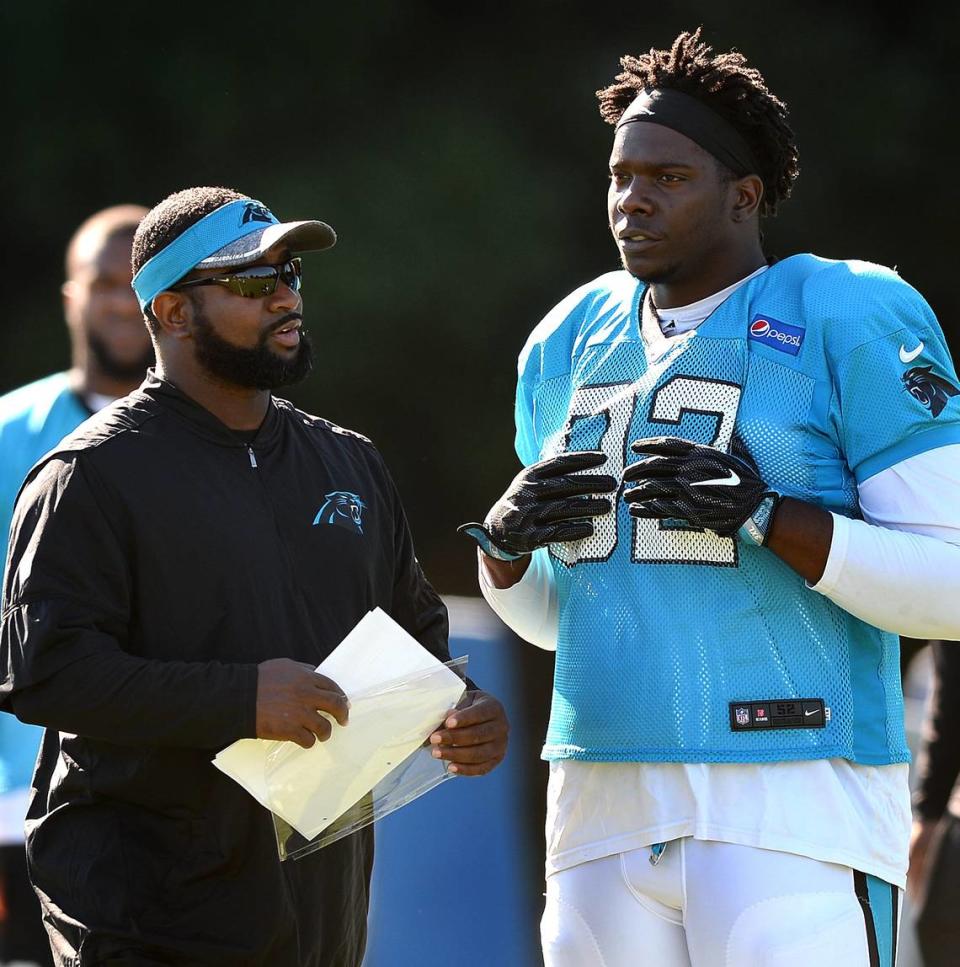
[312,491,366,535]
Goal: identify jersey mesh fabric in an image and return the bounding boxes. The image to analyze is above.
[516,256,960,766]
[0,372,90,800]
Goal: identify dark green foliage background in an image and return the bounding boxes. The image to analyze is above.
[3,2,958,593]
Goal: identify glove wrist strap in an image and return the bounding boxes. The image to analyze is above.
[737,493,780,547]
[457,523,528,562]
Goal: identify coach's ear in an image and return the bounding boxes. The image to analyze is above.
[730,173,764,223]
[150,291,194,341]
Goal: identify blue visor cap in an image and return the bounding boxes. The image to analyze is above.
[132,198,336,309]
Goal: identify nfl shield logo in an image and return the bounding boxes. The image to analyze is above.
[735,707,750,726]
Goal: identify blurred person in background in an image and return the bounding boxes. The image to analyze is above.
[0,186,508,966]
[908,641,960,966]
[462,29,960,966]
[0,203,149,967]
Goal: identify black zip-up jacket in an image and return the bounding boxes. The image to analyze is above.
[0,374,451,966]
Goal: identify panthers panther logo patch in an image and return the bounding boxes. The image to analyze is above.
[902,365,960,418]
[241,201,275,225]
[312,491,366,534]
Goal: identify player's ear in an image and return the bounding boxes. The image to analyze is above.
[150,291,195,341]
[730,174,764,223]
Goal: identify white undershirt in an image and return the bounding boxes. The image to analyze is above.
[645,264,769,335]
[480,273,960,889]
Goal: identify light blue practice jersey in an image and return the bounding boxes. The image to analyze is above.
[0,371,89,797]
[516,255,960,766]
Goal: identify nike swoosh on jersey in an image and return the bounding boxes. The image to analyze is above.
[690,471,741,488]
[899,341,924,363]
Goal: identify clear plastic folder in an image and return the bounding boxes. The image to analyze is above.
[214,608,467,860]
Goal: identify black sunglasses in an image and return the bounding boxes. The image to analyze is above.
[171,258,302,299]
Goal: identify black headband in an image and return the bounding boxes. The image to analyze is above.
[615,89,759,178]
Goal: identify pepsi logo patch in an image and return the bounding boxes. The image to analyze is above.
[748,314,805,357]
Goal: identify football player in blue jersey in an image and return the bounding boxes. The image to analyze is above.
[0,204,150,966]
[459,28,960,966]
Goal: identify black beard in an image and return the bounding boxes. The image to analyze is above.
[87,331,155,382]
[191,310,314,390]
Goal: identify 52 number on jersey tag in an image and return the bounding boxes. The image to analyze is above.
[729,698,829,731]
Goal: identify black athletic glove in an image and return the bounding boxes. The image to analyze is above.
[459,451,618,561]
[622,436,780,545]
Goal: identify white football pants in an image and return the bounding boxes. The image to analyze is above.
[541,838,900,967]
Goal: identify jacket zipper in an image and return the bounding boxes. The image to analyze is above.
[247,446,258,468]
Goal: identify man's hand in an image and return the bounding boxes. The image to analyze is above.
[256,658,349,749]
[428,690,509,776]
[623,436,778,543]
[459,451,617,561]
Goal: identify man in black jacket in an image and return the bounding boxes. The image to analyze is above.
[0,186,509,966]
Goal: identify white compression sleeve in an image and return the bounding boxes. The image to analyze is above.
[809,445,960,639]
[478,547,559,650]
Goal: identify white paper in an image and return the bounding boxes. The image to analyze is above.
[213,608,465,833]
[265,666,464,839]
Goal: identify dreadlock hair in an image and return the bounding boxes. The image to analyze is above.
[597,29,799,216]
[131,186,249,332]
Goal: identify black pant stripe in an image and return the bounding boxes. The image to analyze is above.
[890,883,899,965]
[854,870,881,967]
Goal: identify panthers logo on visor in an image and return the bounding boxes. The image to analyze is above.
[313,491,366,535]
[241,202,275,225]
[902,365,960,418]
